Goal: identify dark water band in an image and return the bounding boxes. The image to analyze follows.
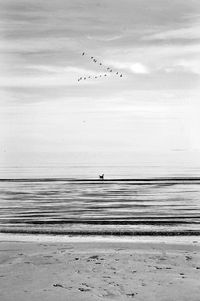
[1,229,200,236]
[1,177,200,183]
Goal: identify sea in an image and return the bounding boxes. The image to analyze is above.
[0,164,200,236]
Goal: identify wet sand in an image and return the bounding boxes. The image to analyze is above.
[0,237,200,301]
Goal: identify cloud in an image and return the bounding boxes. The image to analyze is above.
[0,63,110,87]
[87,35,122,42]
[104,61,150,74]
[130,63,150,74]
[166,60,200,75]
[26,65,101,76]
[0,37,78,53]
[143,24,200,41]
[0,0,199,93]
[0,75,75,87]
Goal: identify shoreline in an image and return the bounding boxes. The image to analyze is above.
[1,233,200,244]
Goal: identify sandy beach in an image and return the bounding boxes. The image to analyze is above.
[0,236,200,301]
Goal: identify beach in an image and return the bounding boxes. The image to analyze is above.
[0,179,200,300]
[0,235,200,301]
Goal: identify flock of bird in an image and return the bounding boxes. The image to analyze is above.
[77,52,123,82]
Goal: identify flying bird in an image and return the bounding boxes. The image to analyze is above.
[79,52,125,83]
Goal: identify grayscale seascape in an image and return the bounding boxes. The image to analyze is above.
[1,0,200,300]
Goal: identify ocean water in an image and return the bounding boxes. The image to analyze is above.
[0,178,200,236]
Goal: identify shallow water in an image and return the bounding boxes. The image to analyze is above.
[0,179,200,235]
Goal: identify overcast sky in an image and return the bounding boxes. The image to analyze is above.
[0,0,200,176]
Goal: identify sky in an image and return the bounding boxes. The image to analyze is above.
[0,0,200,177]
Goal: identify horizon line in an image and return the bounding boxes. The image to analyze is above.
[1,177,200,182]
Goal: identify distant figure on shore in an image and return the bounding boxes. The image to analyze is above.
[99,174,104,180]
